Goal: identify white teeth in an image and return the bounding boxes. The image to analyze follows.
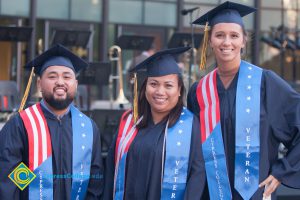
[56,89,65,92]
[221,49,232,53]
[55,89,66,94]
[154,97,166,103]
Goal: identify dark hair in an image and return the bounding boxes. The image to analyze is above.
[137,74,185,129]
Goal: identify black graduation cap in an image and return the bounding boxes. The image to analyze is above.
[130,46,190,123]
[129,46,190,77]
[192,1,256,27]
[24,44,88,76]
[192,1,256,70]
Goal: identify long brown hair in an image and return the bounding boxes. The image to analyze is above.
[137,74,185,129]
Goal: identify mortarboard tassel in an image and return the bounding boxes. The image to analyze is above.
[133,73,138,123]
[199,22,209,70]
[18,67,35,112]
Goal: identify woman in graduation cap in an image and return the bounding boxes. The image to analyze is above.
[0,44,103,200]
[187,1,300,200]
[103,47,207,200]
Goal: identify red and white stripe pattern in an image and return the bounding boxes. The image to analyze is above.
[113,110,142,196]
[20,103,52,171]
[196,69,220,143]
[114,111,138,165]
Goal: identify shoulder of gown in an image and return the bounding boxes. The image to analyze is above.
[0,113,28,199]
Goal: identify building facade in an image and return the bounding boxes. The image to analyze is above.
[0,0,299,94]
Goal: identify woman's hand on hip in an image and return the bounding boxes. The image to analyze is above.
[259,175,281,198]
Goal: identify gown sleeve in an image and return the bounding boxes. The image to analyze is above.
[86,119,104,199]
[102,133,117,200]
[184,116,207,200]
[264,70,300,188]
[187,82,200,117]
[0,114,28,200]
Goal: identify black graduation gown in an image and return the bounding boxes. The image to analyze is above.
[187,69,300,199]
[103,114,207,200]
[0,105,103,200]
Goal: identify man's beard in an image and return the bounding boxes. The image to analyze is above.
[43,92,74,110]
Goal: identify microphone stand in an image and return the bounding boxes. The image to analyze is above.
[188,11,196,89]
[280,0,285,78]
[181,7,199,88]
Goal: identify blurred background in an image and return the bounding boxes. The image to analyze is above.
[0,0,299,198]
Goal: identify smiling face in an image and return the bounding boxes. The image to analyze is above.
[145,74,181,121]
[210,22,246,67]
[37,65,78,112]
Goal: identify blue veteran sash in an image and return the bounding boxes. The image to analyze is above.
[21,104,93,200]
[70,105,93,200]
[234,61,262,199]
[161,107,193,199]
[114,108,193,200]
[197,69,232,200]
[196,61,262,200]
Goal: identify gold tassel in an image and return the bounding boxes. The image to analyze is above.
[199,22,209,70]
[18,67,35,112]
[133,73,138,123]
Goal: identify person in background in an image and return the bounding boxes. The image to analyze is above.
[187,1,300,199]
[0,44,103,199]
[103,47,206,200]
[126,44,156,93]
[128,44,156,71]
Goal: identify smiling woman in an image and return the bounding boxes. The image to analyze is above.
[210,22,245,89]
[145,74,181,124]
[137,71,184,130]
[187,1,300,200]
[103,47,207,200]
[210,22,245,68]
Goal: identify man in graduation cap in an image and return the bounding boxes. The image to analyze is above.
[187,1,300,200]
[103,46,207,200]
[0,44,103,199]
